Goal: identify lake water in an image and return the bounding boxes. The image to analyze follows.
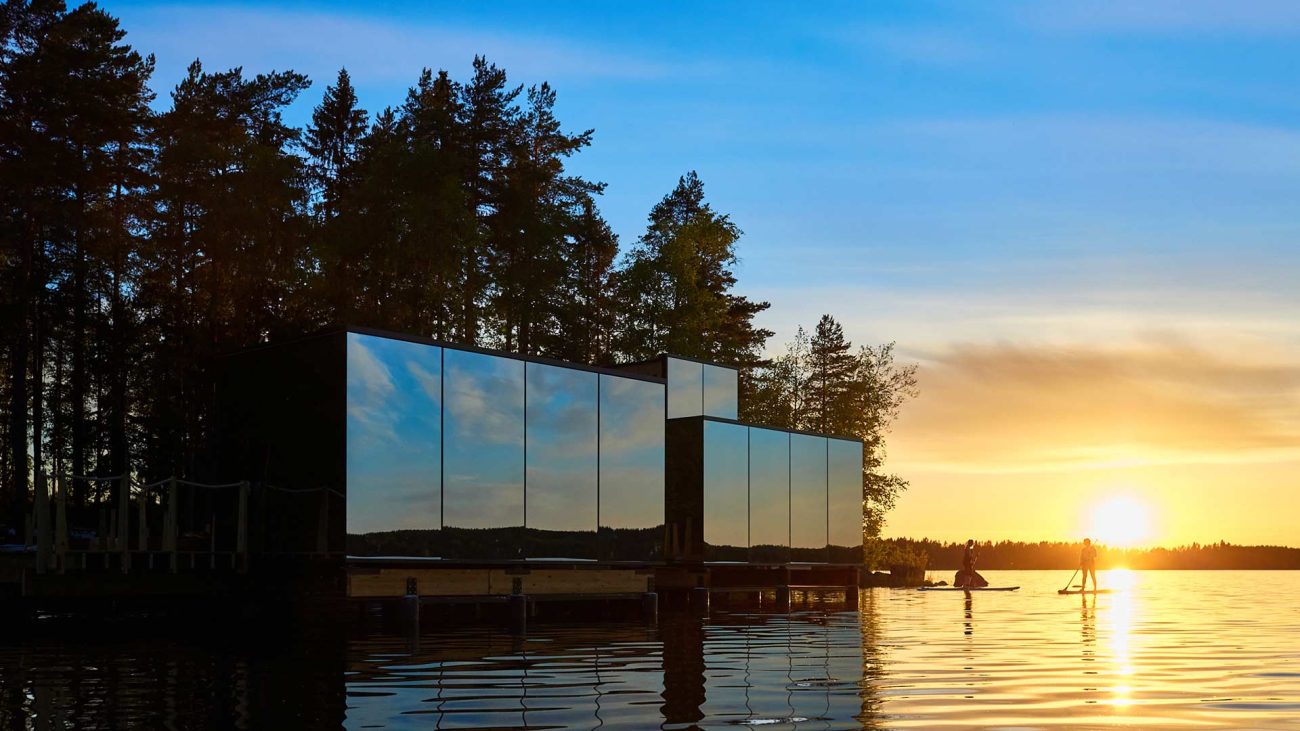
[2,570,1297,729]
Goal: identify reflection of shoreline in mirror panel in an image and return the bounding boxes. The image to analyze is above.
[748,428,790,548]
[443,350,525,530]
[704,420,749,550]
[828,439,863,548]
[599,375,666,530]
[790,433,829,550]
[346,333,442,537]
[526,363,598,534]
[666,357,703,419]
[702,365,739,420]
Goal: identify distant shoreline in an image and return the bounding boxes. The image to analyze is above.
[881,538,1300,571]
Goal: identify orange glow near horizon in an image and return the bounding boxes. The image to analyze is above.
[880,336,1300,548]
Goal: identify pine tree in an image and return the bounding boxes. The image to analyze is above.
[613,171,772,363]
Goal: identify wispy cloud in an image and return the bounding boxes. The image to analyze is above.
[121,3,704,92]
[1019,0,1300,37]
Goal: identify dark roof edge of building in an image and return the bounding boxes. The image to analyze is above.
[221,325,667,384]
[615,353,743,372]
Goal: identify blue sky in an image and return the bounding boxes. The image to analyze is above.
[123,1,1300,544]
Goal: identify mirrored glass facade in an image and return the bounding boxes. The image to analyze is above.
[526,364,598,553]
[748,428,790,557]
[599,375,666,559]
[666,357,703,419]
[347,333,667,560]
[698,420,862,563]
[703,421,749,559]
[442,349,526,533]
[702,365,739,420]
[667,357,740,420]
[345,334,442,538]
[790,434,829,552]
[827,439,862,549]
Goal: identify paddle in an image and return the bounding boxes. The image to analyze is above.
[1060,568,1080,593]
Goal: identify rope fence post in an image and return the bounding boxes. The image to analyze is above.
[137,485,149,552]
[55,475,69,574]
[167,477,179,574]
[118,473,130,573]
[35,472,50,575]
[236,481,250,573]
[316,487,329,556]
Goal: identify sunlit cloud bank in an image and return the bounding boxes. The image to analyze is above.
[891,337,1300,474]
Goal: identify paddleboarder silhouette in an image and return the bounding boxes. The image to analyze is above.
[1080,538,1099,592]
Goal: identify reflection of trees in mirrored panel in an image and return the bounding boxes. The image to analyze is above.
[704,420,748,558]
[666,357,702,418]
[346,334,442,539]
[526,363,598,538]
[702,365,738,420]
[749,427,789,552]
[828,439,863,549]
[599,375,665,541]
[790,434,829,551]
[443,350,525,530]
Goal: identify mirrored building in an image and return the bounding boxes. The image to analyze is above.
[220,328,861,566]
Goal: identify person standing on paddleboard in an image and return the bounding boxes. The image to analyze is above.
[1080,538,1099,592]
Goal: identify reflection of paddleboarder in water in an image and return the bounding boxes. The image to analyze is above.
[1080,538,1099,593]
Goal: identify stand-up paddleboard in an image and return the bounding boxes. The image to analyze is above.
[1058,589,1117,595]
[918,586,1019,592]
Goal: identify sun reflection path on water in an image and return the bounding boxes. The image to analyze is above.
[1102,569,1138,710]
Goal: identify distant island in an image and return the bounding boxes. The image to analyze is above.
[882,538,1300,571]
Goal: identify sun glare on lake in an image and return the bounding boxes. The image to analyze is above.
[1087,495,1154,547]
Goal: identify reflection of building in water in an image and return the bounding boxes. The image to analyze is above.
[218,328,864,591]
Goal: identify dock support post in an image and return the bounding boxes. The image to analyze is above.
[642,592,658,623]
[509,594,528,635]
[691,586,710,615]
[844,586,859,610]
[775,586,791,612]
[401,594,420,636]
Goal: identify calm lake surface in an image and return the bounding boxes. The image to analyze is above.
[2,570,1298,729]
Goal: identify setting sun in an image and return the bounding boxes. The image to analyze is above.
[1087,495,1154,547]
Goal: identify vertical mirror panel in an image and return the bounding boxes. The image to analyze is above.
[599,375,666,559]
[666,357,703,419]
[525,363,598,557]
[827,438,863,555]
[702,365,739,420]
[704,420,749,559]
[748,427,789,561]
[443,350,525,540]
[790,434,828,554]
[346,334,442,553]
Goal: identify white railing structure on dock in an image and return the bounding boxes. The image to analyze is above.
[25,474,343,576]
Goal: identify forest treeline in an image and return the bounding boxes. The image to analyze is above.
[0,2,916,536]
[883,538,1300,571]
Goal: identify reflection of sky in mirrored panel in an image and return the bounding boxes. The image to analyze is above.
[346,334,441,535]
[666,357,702,419]
[443,350,525,529]
[599,375,665,529]
[827,439,862,548]
[790,434,828,550]
[702,365,738,420]
[704,421,748,549]
[749,428,789,548]
[526,363,598,533]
